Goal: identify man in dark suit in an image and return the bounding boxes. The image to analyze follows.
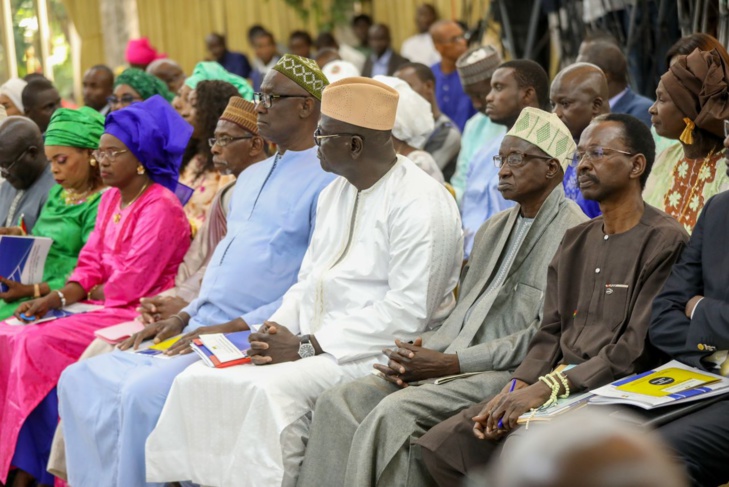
[577,39,654,128]
[361,24,409,78]
[649,154,729,487]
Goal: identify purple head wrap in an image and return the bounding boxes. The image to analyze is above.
[104,95,192,193]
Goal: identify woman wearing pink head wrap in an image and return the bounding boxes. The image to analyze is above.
[125,37,166,70]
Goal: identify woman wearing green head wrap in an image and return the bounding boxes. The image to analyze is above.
[0,107,106,320]
[109,67,174,112]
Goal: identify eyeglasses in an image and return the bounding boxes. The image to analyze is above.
[92,149,129,163]
[107,94,142,106]
[253,92,310,109]
[493,151,553,169]
[0,148,28,176]
[570,147,635,167]
[208,135,254,147]
[437,34,466,45]
[313,127,363,147]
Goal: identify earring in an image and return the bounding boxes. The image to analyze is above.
[137,165,145,175]
[89,158,97,167]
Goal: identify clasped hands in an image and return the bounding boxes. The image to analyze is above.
[471,379,549,440]
[118,314,248,356]
[117,317,301,367]
[373,337,460,388]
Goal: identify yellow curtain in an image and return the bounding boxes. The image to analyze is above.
[60,0,105,72]
[137,0,336,76]
[70,0,495,76]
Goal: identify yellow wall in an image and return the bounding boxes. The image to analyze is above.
[137,0,339,74]
[65,0,492,75]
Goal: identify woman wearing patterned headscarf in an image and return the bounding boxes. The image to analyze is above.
[109,67,174,112]
[0,107,106,323]
[0,96,192,487]
[645,48,729,233]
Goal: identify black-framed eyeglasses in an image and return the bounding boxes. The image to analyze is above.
[107,94,142,106]
[0,148,28,176]
[92,149,129,163]
[253,92,310,109]
[208,136,254,148]
[493,151,552,169]
[570,147,635,167]
[313,127,363,147]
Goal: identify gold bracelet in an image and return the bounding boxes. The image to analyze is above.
[87,285,99,301]
[33,283,41,298]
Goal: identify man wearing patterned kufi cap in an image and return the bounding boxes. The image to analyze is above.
[417,112,688,485]
[146,76,463,487]
[297,106,586,487]
[57,61,336,486]
[450,45,506,201]
[460,59,551,259]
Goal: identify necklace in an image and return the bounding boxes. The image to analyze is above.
[676,147,717,223]
[62,186,96,205]
[113,181,149,223]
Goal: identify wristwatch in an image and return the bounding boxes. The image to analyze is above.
[298,335,316,359]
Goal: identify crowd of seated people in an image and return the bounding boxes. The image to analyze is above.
[1,7,729,487]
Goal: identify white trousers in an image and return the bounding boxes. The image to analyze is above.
[145,354,375,487]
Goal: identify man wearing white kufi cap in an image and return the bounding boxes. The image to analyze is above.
[373,75,444,182]
[145,77,463,487]
[297,107,586,487]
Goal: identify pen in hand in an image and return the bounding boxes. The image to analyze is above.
[497,379,517,429]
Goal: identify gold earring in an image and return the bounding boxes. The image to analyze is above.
[89,158,97,167]
[137,165,145,175]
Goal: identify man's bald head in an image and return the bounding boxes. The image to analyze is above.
[550,63,610,139]
[314,48,341,69]
[577,41,628,97]
[430,20,467,63]
[0,116,48,189]
[488,410,688,487]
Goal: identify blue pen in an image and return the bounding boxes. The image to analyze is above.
[497,379,517,429]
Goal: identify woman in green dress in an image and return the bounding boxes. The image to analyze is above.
[0,107,106,320]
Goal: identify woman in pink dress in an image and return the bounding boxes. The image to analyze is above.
[0,95,192,486]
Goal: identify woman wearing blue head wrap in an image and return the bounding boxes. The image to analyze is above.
[1,97,193,487]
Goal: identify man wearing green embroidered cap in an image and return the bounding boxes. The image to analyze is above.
[0,107,105,319]
[110,67,174,112]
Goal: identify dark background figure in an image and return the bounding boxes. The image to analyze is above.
[288,30,313,58]
[206,32,252,79]
[250,31,281,91]
[361,24,409,78]
[352,13,373,56]
[21,77,61,133]
[577,37,654,128]
[82,65,114,115]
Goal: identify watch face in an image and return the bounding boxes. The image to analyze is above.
[298,342,315,359]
